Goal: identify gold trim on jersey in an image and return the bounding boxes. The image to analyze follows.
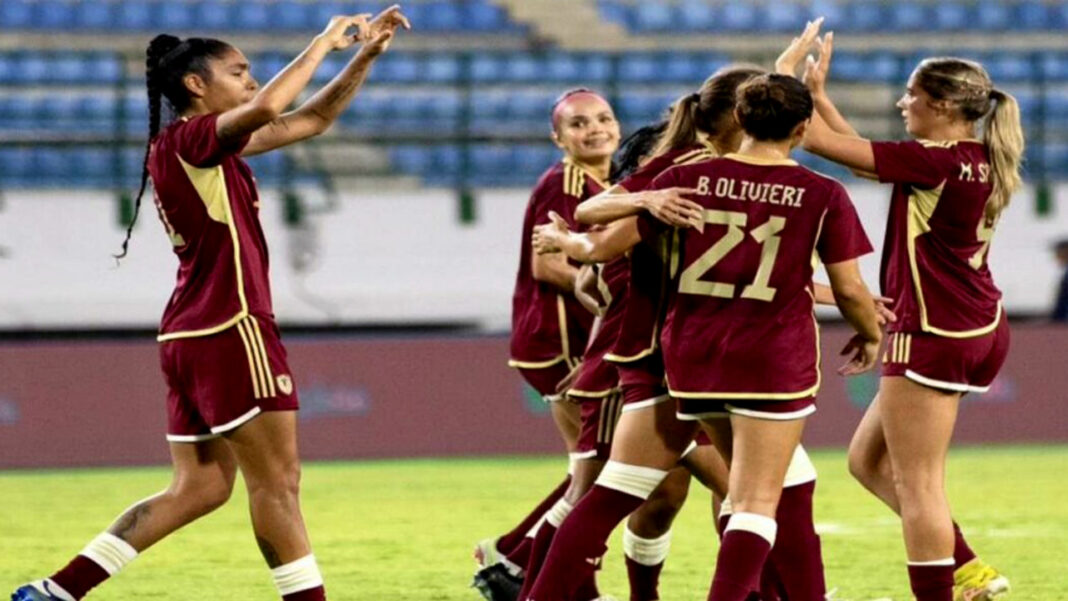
[568,387,621,399]
[917,138,981,149]
[557,294,579,369]
[905,182,1001,338]
[508,356,567,369]
[235,316,276,399]
[596,264,613,309]
[672,148,715,165]
[562,157,609,194]
[723,153,798,167]
[604,229,676,364]
[158,155,249,342]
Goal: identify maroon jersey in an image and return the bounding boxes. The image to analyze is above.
[509,159,605,368]
[645,154,872,398]
[605,146,715,363]
[872,139,1003,337]
[148,114,273,341]
[570,257,630,396]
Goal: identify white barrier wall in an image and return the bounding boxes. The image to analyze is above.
[0,183,1066,329]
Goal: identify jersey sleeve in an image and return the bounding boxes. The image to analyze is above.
[817,183,873,264]
[871,140,949,189]
[175,114,251,167]
[633,168,680,243]
[530,174,581,229]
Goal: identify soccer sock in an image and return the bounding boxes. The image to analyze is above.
[517,498,573,600]
[272,554,325,601]
[623,527,671,601]
[707,513,777,601]
[952,521,978,568]
[526,461,668,601]
[907,559,955,601]
[767,481,825,601]
[503,536,533,575]
[50,533,138,599]
[498,476,573,556]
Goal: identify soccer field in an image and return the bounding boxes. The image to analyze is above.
[2,445,1066,601]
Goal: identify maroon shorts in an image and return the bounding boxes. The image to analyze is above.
[517,362,573,401]
[674,396,816,421]
[160,316,299,442]
[571,391,624,460]
[614,354,669,408]
[882,316,1010,394]
[570,353,619,398]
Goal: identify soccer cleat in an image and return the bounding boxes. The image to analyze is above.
[954,558,1010,601]
[471,563,522,601]
[474,537,501,569]
[11,581,70,601]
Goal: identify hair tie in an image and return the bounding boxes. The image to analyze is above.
[689,92,700,103]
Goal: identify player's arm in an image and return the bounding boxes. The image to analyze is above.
[216,14,373,148]
[242,7,409,156]
[575,185,702,228]
[531,248,580,292]
[814,280,897,324]
[533,213,642,264]
[825,259,882,374]
[800,32,879,178]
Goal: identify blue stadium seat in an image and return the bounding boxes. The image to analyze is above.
[3,95,38,129]
[35,0,76,30]
[14,53,51,84]
[466,1,509,32]
[1041,52,1068,81]
[809,0,848,31]
[272,1,312,32]
[543,53,582,82]
[763,2,806,33]
[633,3,673,33]
[0,0,34,29]
[78,95,118,133]
[931,1,971,31]
[890,2,931,32]
[617,94,666,124]
[425,55,461,83]
[719,1,758,32]
[471,144,512,177]
[158,1,195,30]
[513,144,557,174]
[618,54,661,83]
[677,1,716,32]
[0,148,35,184]
[373,54,420,83]
[470,53,505,82]
[504,54,542,83]
[74,0,114,29]
[1015,0,1054,31]
[195,0,233,31]
[233,1,271,31]
[984,55,1036,83]
[847,3,887,32]
[597,0,631,27]
[422,2,463,32]
[117,0,153,30]
[832,52,903,83]
[975,0,1011,31]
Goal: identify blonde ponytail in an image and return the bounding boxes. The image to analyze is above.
[983,88,1024,221]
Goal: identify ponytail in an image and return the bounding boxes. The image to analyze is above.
[651,92,700,158]
[983,88,1024,222]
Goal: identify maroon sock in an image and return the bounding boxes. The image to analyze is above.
[499,476,572,556]
[707,529,773,601]
[572,574,601,601]
[716,513,730,539]
[767,481,825,601]
[952,521,977,568]
[505,536,534,570]
[517,521,558,601]
[283,585,326,601]
[50,556,111,600]
[907,563,954,601]
[758,560,784,601]
[626,556,663,601]
[526,485,646,601]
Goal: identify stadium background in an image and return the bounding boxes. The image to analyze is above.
[1,2,1067,599]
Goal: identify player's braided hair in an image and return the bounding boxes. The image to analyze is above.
[736,73,813,142]
[913,57,1024,221]
[652,64,765,158]
[610,121,667,182]
[115,34,232,259]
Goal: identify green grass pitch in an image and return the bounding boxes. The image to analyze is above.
[3,445,1066,600]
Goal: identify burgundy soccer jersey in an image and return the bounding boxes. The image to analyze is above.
[509,159,604,368]
[569,257,630,396]
[645,154,873,398]
[872,139,1003,337]
[605,146,715,363]
[148,114,273,341]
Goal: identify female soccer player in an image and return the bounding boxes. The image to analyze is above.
[472,88,620,601]
[12,9,408,601]
[802,32,1023,601]
[525,73,882,601]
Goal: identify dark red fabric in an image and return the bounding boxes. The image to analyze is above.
[497,476,572,556]
[625,556,664,601]
[953,521,978,568]
[907,563,954,601]
[50,555,111,600]
[707,529,773,601]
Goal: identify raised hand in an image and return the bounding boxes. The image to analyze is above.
[317,14,372,51]
[874,294,897,326]
[775,17,823,77]
[804,30,834,97]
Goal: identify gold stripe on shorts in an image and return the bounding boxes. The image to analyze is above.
[235,319,264,399]
[902,334,911,364]
[248,317,277,397]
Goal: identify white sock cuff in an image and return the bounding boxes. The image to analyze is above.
[719,497,734,519]
[271,554,324,596]
[546,498,574,528]
[783,445,818,488]
[623,527,672,566]
[39,581,75,601]
[80,533,138,576]
[724,512,778,545]
[568,455,578,476]
[907,558,955,567]
[596,461,669,500]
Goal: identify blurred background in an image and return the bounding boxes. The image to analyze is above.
[0,0,1066,468]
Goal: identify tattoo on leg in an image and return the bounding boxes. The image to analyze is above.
[256,536,283,568]
[108,502,152,542]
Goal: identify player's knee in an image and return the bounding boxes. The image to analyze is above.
[892,467,943,504]
[247,457,302,500]
[635,476,688,532]
[173,474,234,516]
